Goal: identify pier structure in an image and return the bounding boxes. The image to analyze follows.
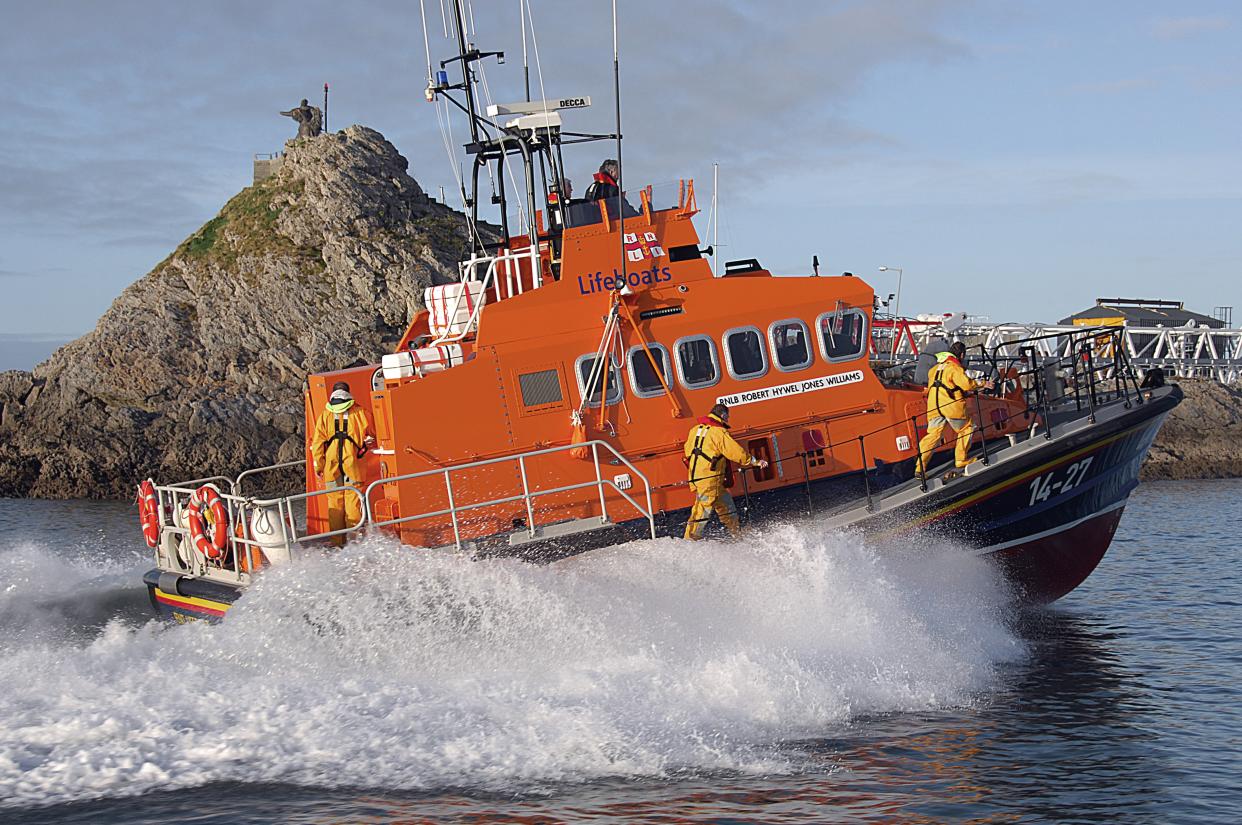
[873,318,1242,385]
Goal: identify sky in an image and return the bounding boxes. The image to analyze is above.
[1,0,1239,368]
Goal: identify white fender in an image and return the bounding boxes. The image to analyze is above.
[249,506,293,566]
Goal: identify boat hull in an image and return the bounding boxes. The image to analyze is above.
[143,569,240,623]
[826,383,1181,602]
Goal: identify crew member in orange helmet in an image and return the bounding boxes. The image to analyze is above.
[916,341,993,475]
[311,381,374,543]
[683,402,767,540]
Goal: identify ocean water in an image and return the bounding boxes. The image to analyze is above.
[0,481,1239,823]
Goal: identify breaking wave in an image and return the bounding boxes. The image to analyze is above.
[0,523,1022,808]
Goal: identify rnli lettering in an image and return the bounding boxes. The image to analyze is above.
[577,266,673,295]
[716,370,865,407]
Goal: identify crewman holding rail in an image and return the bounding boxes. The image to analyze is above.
[916,342,993,476]
[683,403,767,540]
[311,381,374,543]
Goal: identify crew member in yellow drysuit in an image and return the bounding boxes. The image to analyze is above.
[311,381,374,542]
[916,342,993,475]
[683,403,767,540]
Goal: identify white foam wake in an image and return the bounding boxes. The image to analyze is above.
[0,523,1022,808]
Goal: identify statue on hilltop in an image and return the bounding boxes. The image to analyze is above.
[280,99,323,139]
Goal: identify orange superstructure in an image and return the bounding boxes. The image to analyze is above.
[302,182,1030,551]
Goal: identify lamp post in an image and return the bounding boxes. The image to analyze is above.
[879,266,903,358]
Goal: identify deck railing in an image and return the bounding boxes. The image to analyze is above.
[745,325,1149,516]
[364,439,656,549]
[150,479,365,584]
[148,439,654,583]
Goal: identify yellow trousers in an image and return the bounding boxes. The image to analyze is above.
[325,480,363,546]
[684,478,741,540]
[917,416,975,474]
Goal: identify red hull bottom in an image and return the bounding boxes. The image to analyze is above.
[991,506,1126,604]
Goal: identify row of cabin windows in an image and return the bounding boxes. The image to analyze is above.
[573,309,867,407]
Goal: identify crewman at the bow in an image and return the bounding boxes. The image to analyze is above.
[683,403,767,540]
[916,342,993,475]
[311,381,374,543]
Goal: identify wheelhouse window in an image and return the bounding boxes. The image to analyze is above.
[817,309,868,362]
[769,319,812,371]
[675,335,720,389]
[724,326,768,380]
[628,344,672,398]
[574,353,622,406]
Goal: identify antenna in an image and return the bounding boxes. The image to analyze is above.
[712,162,719,277]
[812,255,820,277]
[612,0,624,285]
[520,0,530,101]
[323,83,329,133]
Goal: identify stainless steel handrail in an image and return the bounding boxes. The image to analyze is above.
[166,474,235,494]
[151,481,366,581]
[433,245,541,347]
[234,459,306,495]
[364,439,656,548]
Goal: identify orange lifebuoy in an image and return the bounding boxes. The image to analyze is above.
[136,479,161,548]
[187,484,229,562]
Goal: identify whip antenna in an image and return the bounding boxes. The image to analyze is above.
[612,0,624,284]
[520,0,531,101]
[712,162,719,276]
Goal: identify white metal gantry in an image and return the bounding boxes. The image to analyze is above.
[891,321,1242,385]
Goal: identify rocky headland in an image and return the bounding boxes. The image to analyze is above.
[0,126,477,498]
[1140,378,1242,481]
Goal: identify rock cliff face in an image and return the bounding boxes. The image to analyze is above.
[0,126,475,498]
[1141,378,1242,481]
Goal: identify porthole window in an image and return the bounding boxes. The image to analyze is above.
[769,319,812,372]
[817,309,868,362]
[674,335,720,390]
[628,344,672,398]
[574,353,622,407]
[724,326,768,380]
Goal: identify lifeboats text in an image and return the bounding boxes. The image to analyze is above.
[577,266,672,295]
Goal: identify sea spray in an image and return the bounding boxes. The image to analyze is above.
[0,540,150,651]
[0,522,1023,808]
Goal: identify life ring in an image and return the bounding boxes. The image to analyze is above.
[136,479,161,548]
[187,484,229,562]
